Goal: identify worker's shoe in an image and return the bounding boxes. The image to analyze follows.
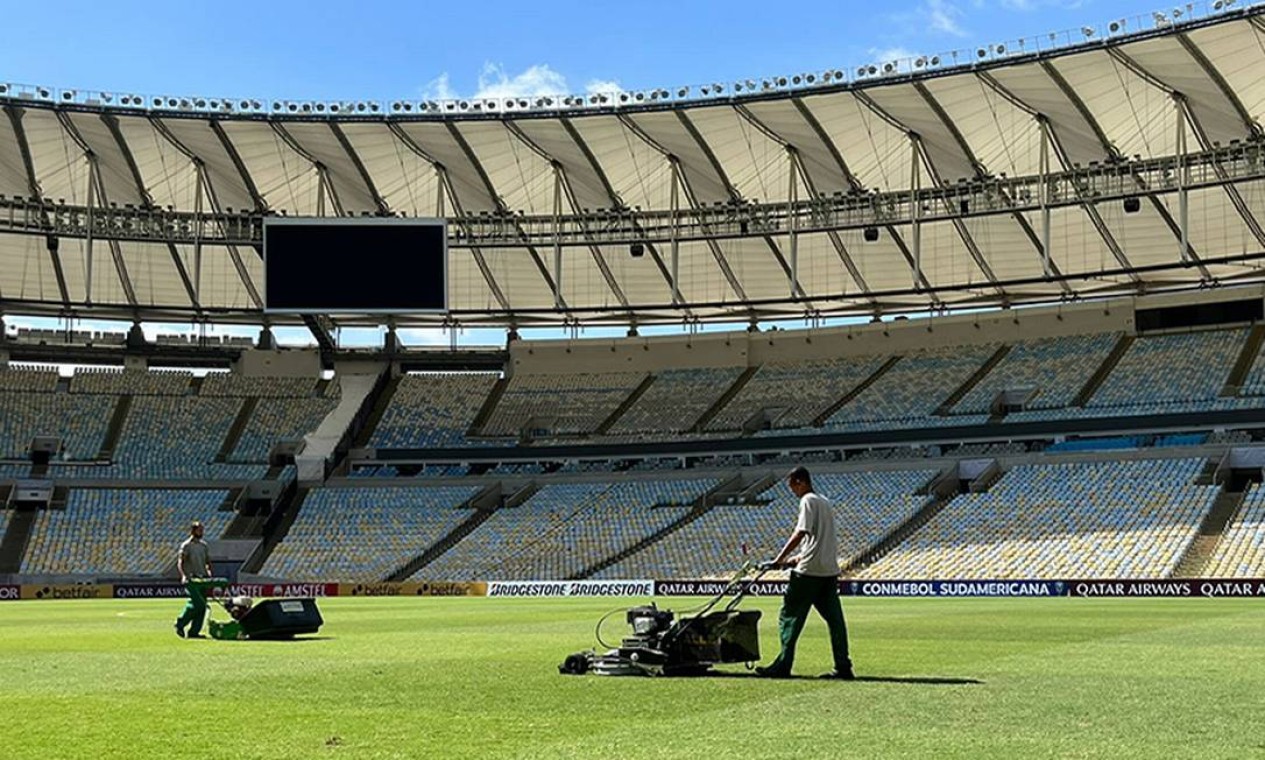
[174,620,185,638]
[754,665,791,679]
[186,632,206,639]
[818,667,855,680]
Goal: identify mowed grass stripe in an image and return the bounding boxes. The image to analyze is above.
[1,598,1263,759]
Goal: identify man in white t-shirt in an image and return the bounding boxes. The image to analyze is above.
[756,466,854,679]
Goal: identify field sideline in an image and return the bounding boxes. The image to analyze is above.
[2,597,1262,759]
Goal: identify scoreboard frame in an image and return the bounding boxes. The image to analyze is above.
[262,216,448,314]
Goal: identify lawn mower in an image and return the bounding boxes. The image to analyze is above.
[188,578,324,641]
[559,561,772,677]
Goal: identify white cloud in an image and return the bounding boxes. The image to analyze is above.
[868,46,920,65]
[471,62,568,99]
[584,78,623,95]
[423,72,456,101]
[925,0,967,36]
[422,63,619,102]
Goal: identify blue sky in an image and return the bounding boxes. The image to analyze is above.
[0,0,1201,349]
[1,0,1184,106]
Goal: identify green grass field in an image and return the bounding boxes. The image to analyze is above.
[2,596,1264,759]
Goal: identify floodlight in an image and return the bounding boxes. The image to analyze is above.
[1109,20,1123,33]
[868,65,878,75]
[677,87,688,97]
[1172,7,1182,17]
[61,90,74,101]
[1081,26,1095,37]
[977,48,987,58]
[805,74,815,83]
[776,77,787,86]
[995,44,1005,54]
[0,84,7,95]
[315,103,325,112]
[195,99,206,108]
[102,93,112,103]
[883,62,895,73]
[915,57,927,68]
[38,88,50,98]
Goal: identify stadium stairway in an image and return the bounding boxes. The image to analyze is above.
[467,377,509,438]
[595,375,657,435]
[840,467,962,577]
[1071,335,1135,407]
[97,395,132,460]
[692,367,759,432]
[1220,324,1265,397]
[1171,478,1251,578]
[812,356,902,426]
[0,504,37,574]
[214,398,257,463]
[935,346,1011,416]
[385,483,515,581]
[219,488,262,539]
[352,375,402,449]
[240,482,307,574]
[569,473,751,579]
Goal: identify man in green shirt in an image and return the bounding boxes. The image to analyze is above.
[174,521,212,639]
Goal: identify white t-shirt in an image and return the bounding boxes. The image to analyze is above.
[794,492,840,577]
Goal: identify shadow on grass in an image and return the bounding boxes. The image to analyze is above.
[851,675,983,685]
[702,671,983,685]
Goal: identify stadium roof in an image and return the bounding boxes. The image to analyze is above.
[3,6,1265,328]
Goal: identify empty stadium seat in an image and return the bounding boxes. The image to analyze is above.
[261,486,481,581]
[595,470,936,579]
[859,459,1218,579]
[1203,484,1265,578]
[21,489,230,576]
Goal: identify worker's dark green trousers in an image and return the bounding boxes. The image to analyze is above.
[765,571,851,675]
[176,580,208,636]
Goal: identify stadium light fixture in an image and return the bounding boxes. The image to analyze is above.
[60,90,74,101]
[1081,26,1096,37]
[0,84,7,95]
